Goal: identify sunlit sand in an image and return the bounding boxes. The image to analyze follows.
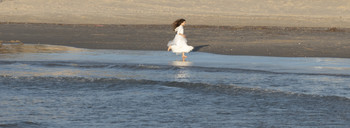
[0,44,84,54]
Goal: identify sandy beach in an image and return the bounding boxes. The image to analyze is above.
[1,0,350,28]
[1,1,350,127]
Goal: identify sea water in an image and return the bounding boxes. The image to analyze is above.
[0,45,349,127]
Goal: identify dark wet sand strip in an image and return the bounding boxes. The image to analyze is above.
[1,23,350,58]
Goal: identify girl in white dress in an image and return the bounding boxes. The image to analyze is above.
[167,19,193,61]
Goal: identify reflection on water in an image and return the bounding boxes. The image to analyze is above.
[170,61,192,82]
[170,61,193,67]
[174,69,191,82]
[0,44,84,54]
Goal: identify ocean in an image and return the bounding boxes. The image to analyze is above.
[0,44,349,127]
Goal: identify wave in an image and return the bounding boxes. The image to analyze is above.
[1,75,349,101]
[1,60,350,78]
[0,121,44,128]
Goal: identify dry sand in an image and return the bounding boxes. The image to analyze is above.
[1,0,350,27]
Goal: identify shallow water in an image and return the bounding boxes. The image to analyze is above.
[0,44,350,127]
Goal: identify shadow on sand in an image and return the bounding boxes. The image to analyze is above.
[192,45,209,52]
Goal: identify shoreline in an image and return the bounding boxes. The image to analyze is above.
[1,23,350,58]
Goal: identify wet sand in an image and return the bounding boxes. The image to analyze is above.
[1,23,350,58]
